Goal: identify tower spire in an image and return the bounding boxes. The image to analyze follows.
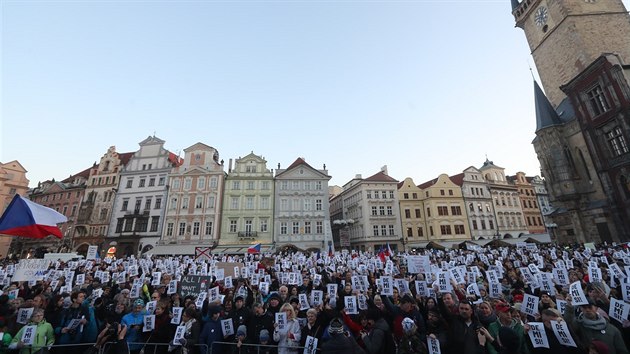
[534,80,562,132]
[511,0,520,11]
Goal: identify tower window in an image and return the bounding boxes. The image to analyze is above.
[587,85,611,116]
[607,127,629,157]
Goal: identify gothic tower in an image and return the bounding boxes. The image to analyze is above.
[513,0,630,243]
[512,0,630,107]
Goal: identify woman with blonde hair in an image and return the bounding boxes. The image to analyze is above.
[273,303,301,354]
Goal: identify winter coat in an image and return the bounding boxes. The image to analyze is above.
[273,318,301,354]
[10,319,55,354]
[320,333,366,354]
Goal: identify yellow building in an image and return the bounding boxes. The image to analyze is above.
[397,178,427,246]
[0,161,30,257]
[417,174,470,243]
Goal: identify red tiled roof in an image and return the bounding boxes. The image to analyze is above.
[449,173,465,186]
[397,181,405,189]
[62,166,92,183]
[118,152,134,166]
[168,152,184,167]
[364,171,398,183]
[286,157,309,170]
[417,178,438,190]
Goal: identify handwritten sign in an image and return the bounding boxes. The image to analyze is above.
[13,259,51,282]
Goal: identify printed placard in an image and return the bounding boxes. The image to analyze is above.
[168,280,178,295]
[208,286,220,303]
[568,281,588,306]
[75,274,85,286]
[17,308,34,324]
[551,320,577,347]
[522,293,540,316]
[146,300,157,314]
[21,325,37,345]
[557,300,567,315]
[381,276,393,296]
[299,293,310,311]
[609,298,630,324]
[311,290,323,306]
[527,322,549,348]
[171,307,183,324]
[327,284,338,298]
[86,245,99,260]
[151,272,162,286]
[143,315,155,332]
[275,312,287,330]
[173,324,186,345]
[427,336,441,354]
[221,318,234,337]
[344,296,358,315]
[303,335,318,354]
[358,294,368,310]
[415,281,429,297]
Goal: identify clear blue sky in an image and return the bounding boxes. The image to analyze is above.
[3,0,629,188]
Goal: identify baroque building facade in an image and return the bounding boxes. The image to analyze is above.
[0,161,30,257]
[273,158,332,251]
[217,152,274,253]
[73,146,132,256]
[512,0,630,242]
[156,143,225,255]
[107,136,182,257]
[455,167,498,240]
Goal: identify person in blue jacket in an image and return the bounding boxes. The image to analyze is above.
[121,298,147,354]
[200,305,225,354]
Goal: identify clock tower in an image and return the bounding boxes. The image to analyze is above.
[512,0,630,107]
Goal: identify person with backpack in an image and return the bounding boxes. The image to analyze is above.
[361,309,395,354]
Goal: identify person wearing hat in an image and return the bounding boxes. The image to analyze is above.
[486,302,528,354]
[398,317,427,354]
[538,292,556,313]
[361,308,393,354]
[234,325,248,354]
[530,309,581,354]
[320,318,365,354]
[258,329,274,354]
[565,297,627,354]
[230,294,252,337]
[247,302,275,349]
[266,293,282,316]
[200,305,225,354]
[121,298,148,353]
[383,293,426,342]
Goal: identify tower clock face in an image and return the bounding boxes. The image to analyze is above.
[534,7,549,27]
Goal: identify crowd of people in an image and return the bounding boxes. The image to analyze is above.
[0,242,629,354]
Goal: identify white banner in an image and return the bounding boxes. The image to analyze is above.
[12,259,51,282]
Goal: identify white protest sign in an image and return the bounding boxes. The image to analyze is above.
[527,322,549,348]
[311,290,323,306]
[427,335,441,354]
[345,296,358,315]
[171,307,183,324]
[609,298,630,324]
[146,301,157,314]
[557,300,567,315]
[522,294,540,316]
[568,281,588,305]
[551,320,577,347]
[168,280,178,295]
[415,281,429,297]
[12,259,51,282]
[17,308,34,324]
[86,245,99,260]
[299,293,310,311]
[151,272,162,286]
[221,318,234,336]
[275,312,287,330]
[406,256,430,274]
[21,325,37,345]
[173,325,186,345]
[143,315,155,332]
[327,284,338,298]
[303,335,318,354]
[381,276,393,296]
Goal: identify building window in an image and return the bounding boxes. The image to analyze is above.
[387,206,393,215]
[158,177,165,186]
[246,197,254,209]
[280,222,288,235]
[367,191,372,199]
[426,208,431,217]
[587,85,611,116]
[429,226,434,236]
[417,227,423,236]
[195,196,203,209]
[373,225,379,236]
[316,181,322,190]
[281,181,288,190]
[316,221,323,234]
[403,193,409,199]
[304,199,312,210]
[440,190,445,196]
[281,199,288,211]
[172,179,180,190]
[139,178,146,187]
[116,219,124,233]
[124,219,133,232]
[607,127,629,157]
[260,219,268,232]
[197,177,206,190]
[179,222,186,236]
[379,206,385,216]
[440,225,452,235]
[261,196,270,209]
[181,197,189,209]
[229,220,237,233]
[247,181,255,190]
[136,218,148,232]
[437,206,448,216]
[209,177,217,188]
[415,209,421,218]
[170,198,177,210]
[380,225,387,236]
[454,225,465,234]
[261,181,270,190]
[472,220,478,230]
[231,197,239,210]
[207,196,215,209]
[304,221,311,234]
[381,191,387,199]
[405,209,411,218]
[481,220,487,230]
[126,178,133,188]
[145,198,152,210]
[149,178,155,187]
[165,222,174,236]
[292,222,300,234]
[316,199,322,211]
[371,206,378,216]
[121,199,129,211]
[150,216,159,232]
[232,181,240,190]
[193,222,200,235]
[451,206,462,216]
[388,225,395,235]
[389,191,394,199]
[205,222,213,236]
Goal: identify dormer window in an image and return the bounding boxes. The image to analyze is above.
[587,84,611,117]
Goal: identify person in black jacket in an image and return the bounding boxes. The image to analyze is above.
[248,302,274,347]
[438,297,487,354]
[321,318,365,354]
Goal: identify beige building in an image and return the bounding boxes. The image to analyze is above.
[155,142,224,255]
[216,152,274,253]
[417,174,470,243]
[398,177,427,247]
[509,172,546,235]
[0,161,30,257]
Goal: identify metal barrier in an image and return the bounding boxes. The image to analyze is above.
[209,340,320,354]
[103,341,209,354]
[10,342,100,353]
